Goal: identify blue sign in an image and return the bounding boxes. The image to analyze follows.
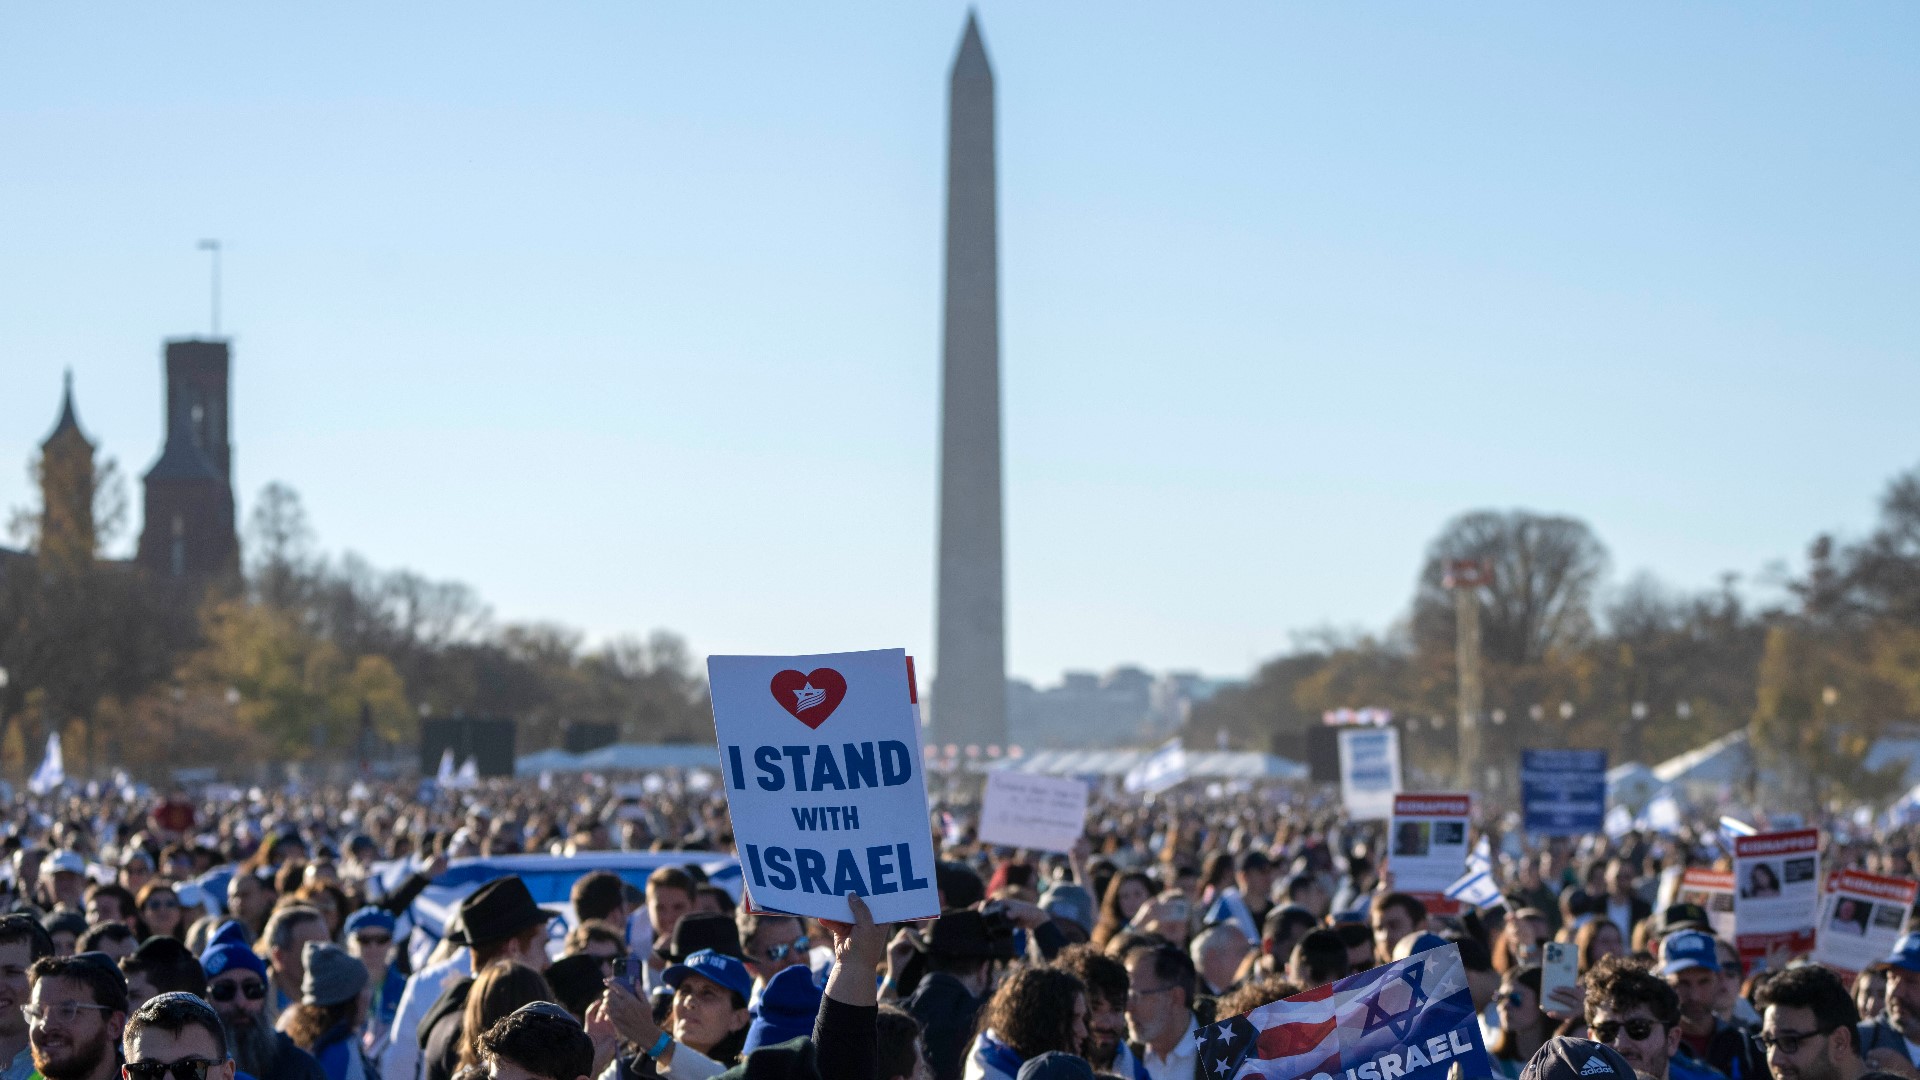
[1521,749,1607,835]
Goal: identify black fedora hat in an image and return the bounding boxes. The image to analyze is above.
[911,910,1006,961]
[447,876,557,947]
[654,911,743,962]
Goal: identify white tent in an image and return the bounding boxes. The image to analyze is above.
[989,748,1307,782]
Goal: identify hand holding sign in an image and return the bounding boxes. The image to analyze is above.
[709,649,939,924]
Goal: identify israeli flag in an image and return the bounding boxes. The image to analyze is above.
[1445,868,1503,909]
[1123,738,1189,795]
[27,733,65,796]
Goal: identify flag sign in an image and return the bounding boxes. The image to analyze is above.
[1520,749,1606,835]
[1390,794,1471,915]
[1812,870,1917,980]
[1339,727,1402,821]
[708,649,938,924]
[1197,942,1490,1080]
[1732,829,1820,968]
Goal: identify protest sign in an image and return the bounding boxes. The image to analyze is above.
[708,648,938,923]
[978,771,1089,853]
[1339,727,1402,821]
[1195,941,1490,1080]
[1732,828,1820,966]
[1813,870,1917,979]
[1520,749,1607,836]
[1673,868,1737,942]
[1390,794,1471,914]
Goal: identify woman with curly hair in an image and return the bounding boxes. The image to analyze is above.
[964,966,1091,1080]
[283,941,372,1080]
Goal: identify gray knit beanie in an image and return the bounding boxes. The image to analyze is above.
[301,940,369,1007]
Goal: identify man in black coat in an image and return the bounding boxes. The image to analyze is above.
[904,911,1005,1080]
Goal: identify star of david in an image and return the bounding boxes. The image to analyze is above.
[1360,960,1431,1042]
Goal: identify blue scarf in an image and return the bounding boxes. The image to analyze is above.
[977,1031,1025,1079]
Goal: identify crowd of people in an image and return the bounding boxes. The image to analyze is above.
[0,774,1917,1080]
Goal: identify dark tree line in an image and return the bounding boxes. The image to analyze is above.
[0,474,712,778]
[1189,463,1920,810]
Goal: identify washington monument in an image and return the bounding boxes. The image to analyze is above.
[933,13,1007,749]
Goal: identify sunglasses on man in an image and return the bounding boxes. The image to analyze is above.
[207,980,267,1003]
[762,937,809,963]
[123,1058,224,1080]
[1591,1019,1660,1043]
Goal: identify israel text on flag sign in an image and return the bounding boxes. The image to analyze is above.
[1196,942,1489,1080]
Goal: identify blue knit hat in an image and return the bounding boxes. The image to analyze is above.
[742,963,822,1054]
[201,942,267,981]
[344,907,397,937]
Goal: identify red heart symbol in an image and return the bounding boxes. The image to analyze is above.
[769,668,848,729]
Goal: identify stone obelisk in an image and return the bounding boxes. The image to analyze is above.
[933,13,1007,749]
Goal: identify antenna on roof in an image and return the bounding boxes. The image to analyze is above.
[197,239,222,337]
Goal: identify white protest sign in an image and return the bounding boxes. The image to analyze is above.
[1339,726,1402,821]
[1732,828,1820,967]
[1813,870,1917,980]
[978,771,1089,853]
[1674,868,1738,942]
[1391,793,1472,913]
[708,648,939,923]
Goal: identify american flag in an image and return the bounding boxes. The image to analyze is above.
[1197,942,1489,1080]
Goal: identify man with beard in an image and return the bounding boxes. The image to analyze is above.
[25,953,126,1080]
[1052,945,1147,1080]
[1583,956,1721,1080]
[1853,933,1920,1073]
[201,933,326,1080]
[0,915,55,1080]
[1757,965,1866,1080]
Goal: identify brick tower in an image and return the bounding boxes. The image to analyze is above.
[136,339,238,581]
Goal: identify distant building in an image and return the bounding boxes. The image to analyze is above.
[135,339,238,581]
[1007,667,1240,749]
[37,371,98,570]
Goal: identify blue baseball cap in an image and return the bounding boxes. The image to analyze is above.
[1657,930,1721,976]
[1881,933,1920,973]
[344,907,397,937]
[663,948,753,1003]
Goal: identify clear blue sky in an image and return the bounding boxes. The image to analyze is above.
[3,4,1917,685]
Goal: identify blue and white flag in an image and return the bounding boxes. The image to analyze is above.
[1603,804,1633,838]
[1195,942,1490,1080]
[1123,738,1188,795]
[1444,869,1503,909]
[1205,886,1261,942]
[28,733,64,796]
[1443,837,1500,908]
[1636,788,1682,835]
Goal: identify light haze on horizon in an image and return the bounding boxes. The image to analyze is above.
[3,4,1917,686]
